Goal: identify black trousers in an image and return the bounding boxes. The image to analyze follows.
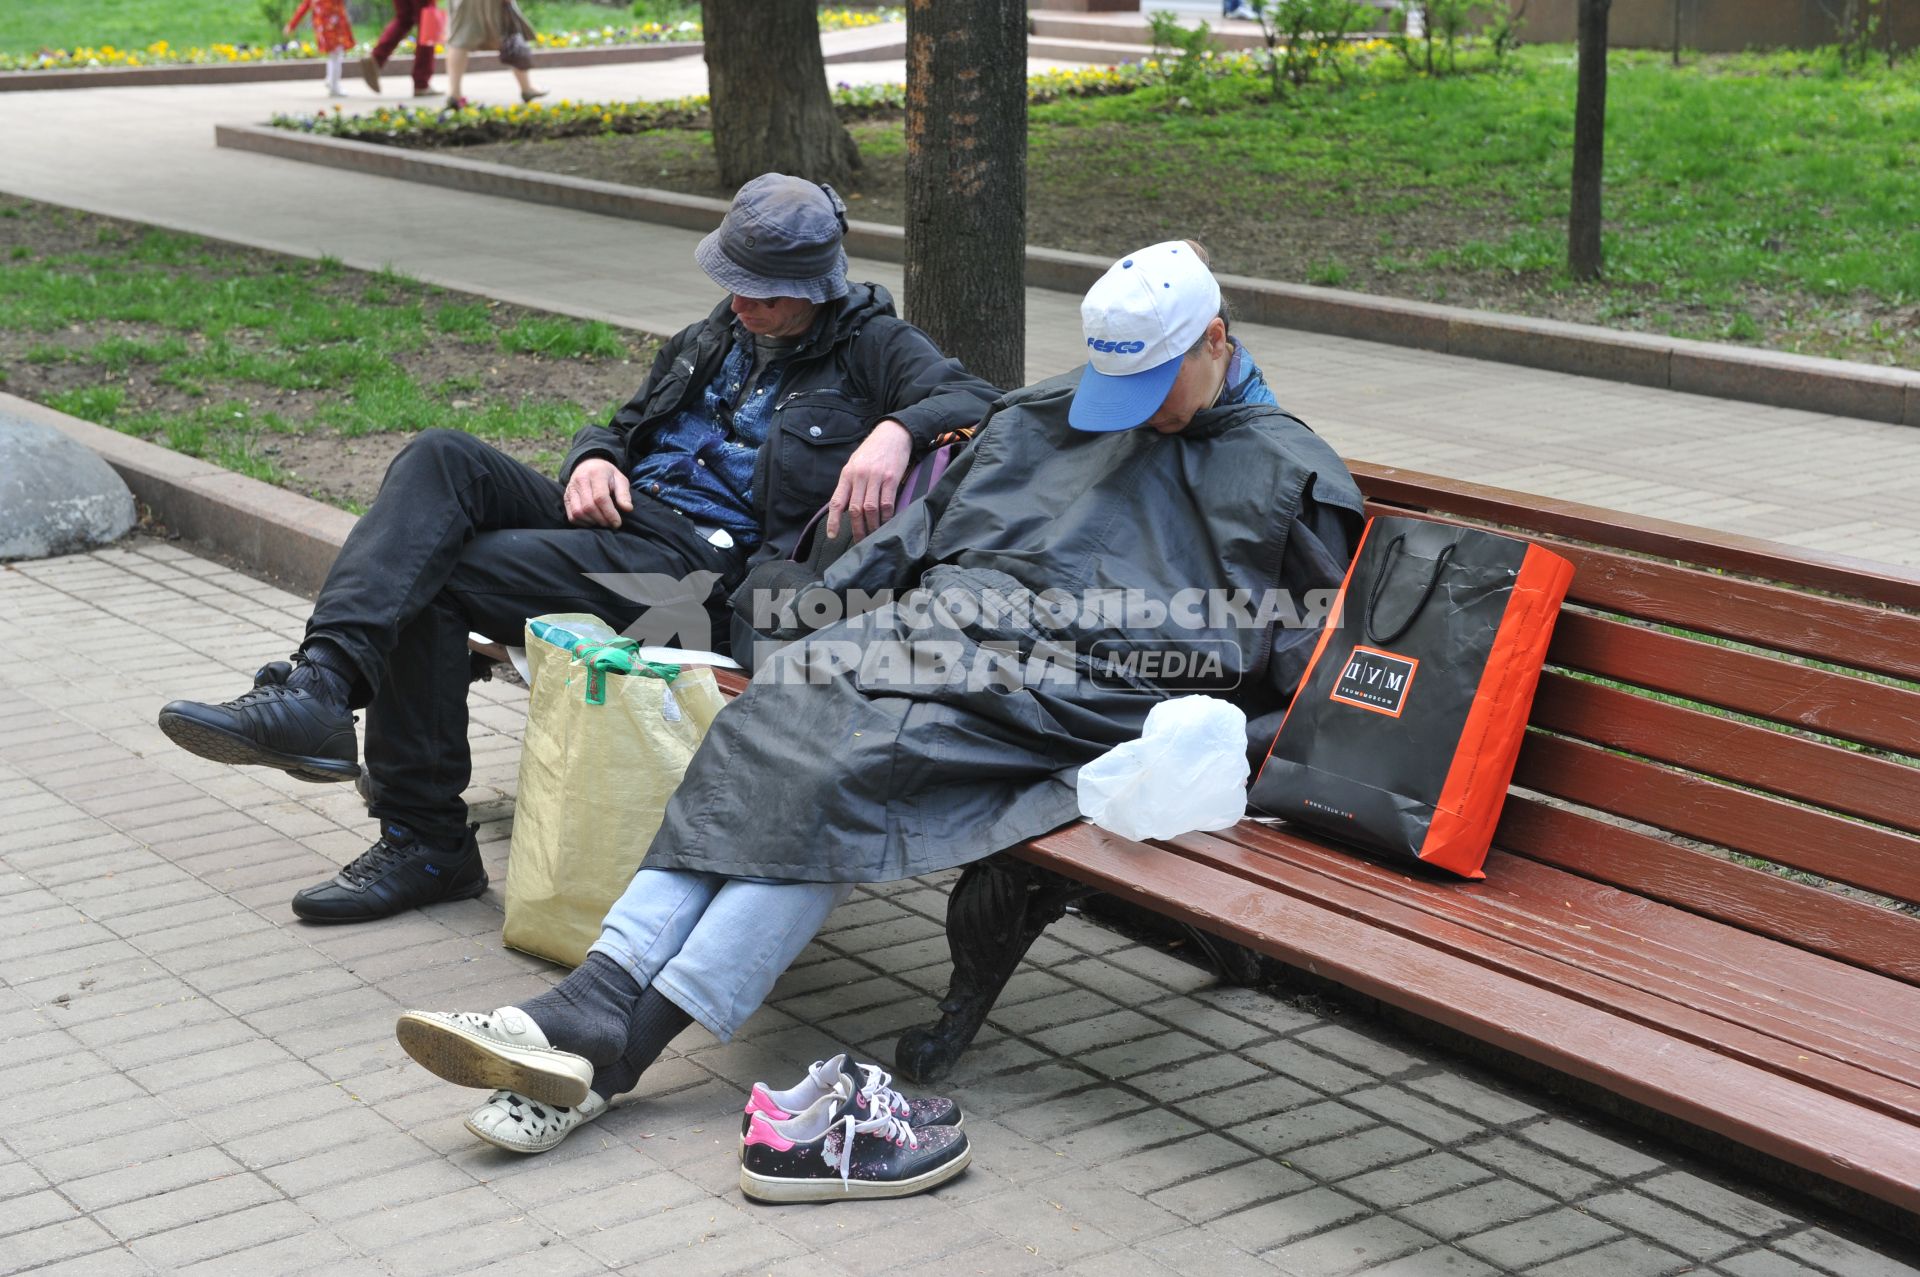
[306,429,743,844]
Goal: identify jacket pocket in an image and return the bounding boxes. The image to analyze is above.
[765,389,875,545]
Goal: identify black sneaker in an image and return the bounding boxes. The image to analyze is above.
[291,823,487,923]
[158,659,358,783]
[740,1081,970,1203]
[742,1053,960,1137]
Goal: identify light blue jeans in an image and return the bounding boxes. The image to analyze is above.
[589,868,852,1041]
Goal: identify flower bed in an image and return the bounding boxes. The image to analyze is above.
[0,8,895,73]
[268,60,1256,147]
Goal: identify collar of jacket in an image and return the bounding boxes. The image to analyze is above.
[1179,399,1294,441]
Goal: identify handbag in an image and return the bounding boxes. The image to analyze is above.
[503,615,727,966]
[1249,515,1574,878]
[417,2,447,47]
[789,432,971,574]
[497,0,535,68]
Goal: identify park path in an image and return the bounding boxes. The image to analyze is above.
[4,538,1915,1276]
[3,48,1920,564]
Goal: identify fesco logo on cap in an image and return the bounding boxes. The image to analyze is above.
[1087,338,1147,354]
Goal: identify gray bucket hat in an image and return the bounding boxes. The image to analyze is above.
[694,173,850,304]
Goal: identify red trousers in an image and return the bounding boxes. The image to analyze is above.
[371,0,435,90]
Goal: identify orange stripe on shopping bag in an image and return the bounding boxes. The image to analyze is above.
[1417,543,1576,878]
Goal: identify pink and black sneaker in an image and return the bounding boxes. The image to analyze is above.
[741,1053,960,1137]
[740,1080,971,1202]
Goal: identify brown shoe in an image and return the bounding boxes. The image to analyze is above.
[521,88,548,103]
[359,55,381,92]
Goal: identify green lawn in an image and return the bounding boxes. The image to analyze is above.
[394,44,1917,366]
[0,199,653,511]
[1030,46,1920,353]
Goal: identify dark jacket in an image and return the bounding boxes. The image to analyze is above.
[561,283,1000,567]
[641,371,1366,884]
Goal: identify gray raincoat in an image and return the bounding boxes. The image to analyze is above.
[641,371,1365,883]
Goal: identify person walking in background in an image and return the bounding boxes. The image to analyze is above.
[445,0,546,107]
[362,0,439,98]
[285,0,354,98]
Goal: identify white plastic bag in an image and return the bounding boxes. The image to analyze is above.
[1076,695,1250,841]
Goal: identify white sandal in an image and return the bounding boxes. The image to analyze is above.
[466,1088,607,1153]
[395,1006,593,1107]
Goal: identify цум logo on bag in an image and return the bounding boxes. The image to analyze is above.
[1329,645,1418,718]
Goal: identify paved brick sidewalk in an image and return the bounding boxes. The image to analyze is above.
[4,541,1916,1275]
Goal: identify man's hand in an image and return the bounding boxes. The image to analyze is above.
[564,457,633,528]
[826,420,913,542]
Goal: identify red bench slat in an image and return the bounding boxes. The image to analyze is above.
[1547,611,1920,757]
[1370,506,1920,680]
[1495,797,1920,986]
[1529,671,1920,837]
[1514,734,1920,908]
[1195,825,1920,1097]
[1353,463,1920,611]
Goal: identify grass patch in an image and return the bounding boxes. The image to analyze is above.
[0,197,655,511]
[500,316,631,360]
[427,44,1918,367]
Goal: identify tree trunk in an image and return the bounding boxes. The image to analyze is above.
[903,0,1028,393]
[701,0,860,189]
[1568,0,1611,282]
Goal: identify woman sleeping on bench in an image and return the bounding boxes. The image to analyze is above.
[393,241,1365,1164]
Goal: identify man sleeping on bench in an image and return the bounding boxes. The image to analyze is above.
[392,240,1366,1157]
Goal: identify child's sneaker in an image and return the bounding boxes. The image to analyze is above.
[742,1053,960,1136]
[740,1082,970,1202]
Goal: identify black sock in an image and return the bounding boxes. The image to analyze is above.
[287,640,356,713]
[517,952,642,1072]
[590,985,694,1101]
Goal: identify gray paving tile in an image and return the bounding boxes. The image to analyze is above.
[1149,1158,1313,1223]
[1210,1185,1371,1254]
[1527,1236,1696,1277]
[1264,1214,1434,1275]
[1455,1206,1622,1270]
[1771,1227,1920,1277]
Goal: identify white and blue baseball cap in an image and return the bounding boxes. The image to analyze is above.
[1069,241,1222,432]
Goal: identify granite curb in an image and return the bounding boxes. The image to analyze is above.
[214,121,1920,429]
[1,393,353,593]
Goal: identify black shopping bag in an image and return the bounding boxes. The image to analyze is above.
[1250,515,1574,878]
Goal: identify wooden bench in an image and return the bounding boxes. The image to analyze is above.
[717,463,1920,1220]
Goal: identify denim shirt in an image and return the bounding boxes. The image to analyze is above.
[1221,336,1278,409]
[627,334,784,552]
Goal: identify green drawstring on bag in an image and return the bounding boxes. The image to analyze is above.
[570,638,682,706]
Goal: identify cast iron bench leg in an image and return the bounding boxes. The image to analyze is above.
[894,853,1095,1084]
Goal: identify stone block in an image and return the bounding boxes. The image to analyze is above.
[0,416,135,560]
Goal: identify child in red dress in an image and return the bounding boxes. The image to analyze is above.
[286,0,356,97]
